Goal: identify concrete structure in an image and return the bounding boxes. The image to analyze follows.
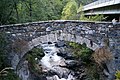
[0,20,119,79]
[83,0,120,21]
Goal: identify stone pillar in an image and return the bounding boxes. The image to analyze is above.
[101,36,116,80]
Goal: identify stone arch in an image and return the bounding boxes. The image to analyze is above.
[15,31,100,70]
[28,31,99,51]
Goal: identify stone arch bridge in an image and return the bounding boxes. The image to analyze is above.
[0,20,119,74]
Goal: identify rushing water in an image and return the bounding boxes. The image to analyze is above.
[40,42,75,80]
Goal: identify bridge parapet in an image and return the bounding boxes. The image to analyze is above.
[0,20,118,46]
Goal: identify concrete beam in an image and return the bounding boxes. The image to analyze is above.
[84,10,120,15]
[83,0,120,11]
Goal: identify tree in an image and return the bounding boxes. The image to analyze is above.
[0,0,14,25]
[61,0,78,20]
[15,0,66,22]
[0,0,66,25]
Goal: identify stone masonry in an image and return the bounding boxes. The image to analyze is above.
[0,20,119,79]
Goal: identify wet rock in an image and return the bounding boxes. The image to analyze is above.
[65,60,79,68]
[55,40,66,47]
[57,52,73,58]
[48,42,52,44]
[79,73,86,80]
[57,48,74,60]
[103,69,110,77]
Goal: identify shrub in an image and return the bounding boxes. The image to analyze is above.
[27,48,44,60]
[86,64,100,80]
[92,47,113,67]
[79,13,107,21]
[26,47,44,74]
[68,42,93,64]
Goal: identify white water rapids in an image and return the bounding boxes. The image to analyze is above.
[40,42,75,80]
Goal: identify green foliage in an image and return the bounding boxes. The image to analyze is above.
[0,0,13,24]
[68,42,93,64]
[0,0,66,25]
[115,70,120,80]
[80,47,93,63]
[78,4,107,21]
[86,64,100,80]
[26,48,44,72]
[68,42,103,80]
[0,0,104,25]
[81,14,107,21]
[61,0,78,20]
[27,53,37,72]
[27,48,44,59]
